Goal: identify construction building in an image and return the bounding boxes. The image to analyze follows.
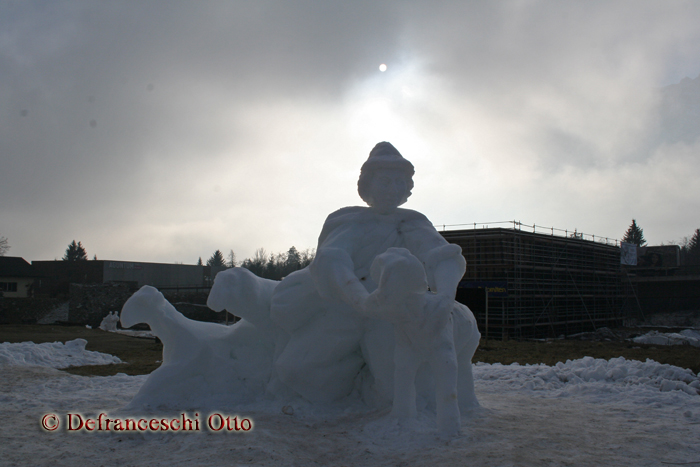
[439,222,634,339]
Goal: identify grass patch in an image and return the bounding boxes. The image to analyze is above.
[475,338,700,373]
[0,324,163,376]
[2,324,699,376]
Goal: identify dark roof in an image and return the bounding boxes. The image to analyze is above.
[0,256,40,278]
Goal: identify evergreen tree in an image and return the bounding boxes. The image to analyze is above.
[0,235,9,256]
[622,219,646,246]
[197,257,203,266]
[63,240,88,261]
[275,246,299,278]
[685,228,700,265]
[265,254,278,279]
[286,246,301,269]
[689,229,700,251]
[207,250,226,267]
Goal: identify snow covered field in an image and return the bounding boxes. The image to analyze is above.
[633,329,700,348]
[1,340,699,466]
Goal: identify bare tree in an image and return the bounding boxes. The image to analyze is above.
[227,249,237,268]
[240,248,267,277]
[0,236,9,256]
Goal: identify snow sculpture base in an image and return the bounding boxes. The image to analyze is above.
[121,269,480,431]
[120,141,481,435]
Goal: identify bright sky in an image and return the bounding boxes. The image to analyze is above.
[2,1,700,263]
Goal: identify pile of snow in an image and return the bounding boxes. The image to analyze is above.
[99,311,120,331]
[632,329,700,347]
[0,339,122,369]
[475,356,700,397]
[2,341,700,466]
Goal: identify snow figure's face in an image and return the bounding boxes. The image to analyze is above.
[367,169,408,214]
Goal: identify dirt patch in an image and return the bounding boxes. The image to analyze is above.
[476,335,700,373]
[2,324,699,376]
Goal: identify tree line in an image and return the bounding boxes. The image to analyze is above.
[198,247,315,280]
[12,222,699,269]
[51,240,316,278]
[238,246,315,280]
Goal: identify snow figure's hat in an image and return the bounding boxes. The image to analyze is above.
[360,142,415,176]
[358,142,415,207]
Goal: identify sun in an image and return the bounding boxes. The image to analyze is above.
[379,63,387,72]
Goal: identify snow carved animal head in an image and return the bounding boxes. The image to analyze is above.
[370,247,428,300]
[207,267,276,329]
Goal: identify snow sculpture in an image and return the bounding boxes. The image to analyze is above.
[121,142,480,434]
[366,247,463,435]
[121,286,275,408]
[99,311,119,332]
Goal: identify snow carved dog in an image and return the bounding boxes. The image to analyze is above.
[366,247,462,435]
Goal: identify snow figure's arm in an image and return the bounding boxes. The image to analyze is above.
[309,246,368,313]
[401,212,466,298]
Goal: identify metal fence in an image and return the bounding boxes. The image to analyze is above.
[437,220,620,247]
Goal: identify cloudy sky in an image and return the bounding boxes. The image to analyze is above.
[2,1,700,264]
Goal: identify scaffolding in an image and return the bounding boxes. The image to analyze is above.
[440,222,635,339]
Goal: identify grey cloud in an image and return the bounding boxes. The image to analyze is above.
[1,1,405,204]
[2,1,700,261]
[397,1,700,169]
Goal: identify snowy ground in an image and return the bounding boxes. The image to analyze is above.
[633,329,700,348]
[1,340,699,467]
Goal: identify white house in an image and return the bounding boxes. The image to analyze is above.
[0,257,39,298]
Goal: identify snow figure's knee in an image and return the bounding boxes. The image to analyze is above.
[207,267,278,329]
[453,303,480,358]
[274,352,352,403]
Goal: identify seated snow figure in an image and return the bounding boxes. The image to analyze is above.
[120,141,480,419]
[366,247,463,435]
[270,142,480,411]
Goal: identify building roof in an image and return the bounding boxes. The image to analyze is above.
[0,256,40,278]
